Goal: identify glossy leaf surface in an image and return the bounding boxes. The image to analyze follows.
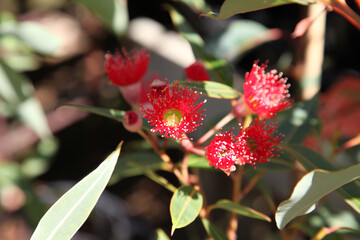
[204,0,311,20]
[170,186,203,235]
[283,144,360,214]
[30,144,121,240]
[276,163,360,229]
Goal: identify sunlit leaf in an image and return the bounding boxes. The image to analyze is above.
[275,163,360,229]
[176,81,240,99]
[209,199,271,222]
[313,226,360,240]
[204,0,312,20]
[283,144,360,214]
[201,217,229,240]
[30,144,122,240]
[156,228,170,240]
[170,186,203,235]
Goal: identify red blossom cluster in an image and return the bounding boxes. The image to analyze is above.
[104,48,291,174]
[206,120,283,174]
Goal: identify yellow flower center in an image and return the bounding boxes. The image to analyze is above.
[164,109,183,127]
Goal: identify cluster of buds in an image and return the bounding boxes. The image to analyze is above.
[104,48,292,175]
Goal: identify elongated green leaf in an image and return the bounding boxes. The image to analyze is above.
[314,227,360,240]
[201,217,229,240]
[0,60,51,138]
[0,60,32,104]
[18,97,52,138]
[277,94,320,144]
[209,200,271,222]
[156,228,170,240]
[59,104,125,122]
[170,9,234,86]
[176,81,240,99]
[275,163,360,229]
[30,144,122,240]
[76,0,128,36]
[283,144,360,214]
[204,0,311,20]
[170,186,203,235]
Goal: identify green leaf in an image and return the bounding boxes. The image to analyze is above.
[170,9,234,86]
[156,228,170,240]
[0,35,40,71]
[277,94,320,144]
[17,97,52,138]
[76,0,128,36]
[206,20,269,60]
[275,163,360,229]
[187,154,212,169]
[209,199,271,222]
[59,104,125,122]
[170,186,203,235]
[283,144,360,214]
[201,217,229,240]
[0,60,32,103]
[204,0,312,20]
[176,81,240,99]
[0,60,51,138]
[30,144,122,240]
[110,152,166,183]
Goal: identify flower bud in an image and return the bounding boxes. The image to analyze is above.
[122,110,142,132]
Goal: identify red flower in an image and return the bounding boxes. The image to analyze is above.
[236,119,282,167]
[104,48,149,86]
[141,82,205,139]
[243,61,292,119]
[185,60,210,81]
[206,131,238,174]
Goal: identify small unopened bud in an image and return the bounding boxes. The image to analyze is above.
[122,111,142,132]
